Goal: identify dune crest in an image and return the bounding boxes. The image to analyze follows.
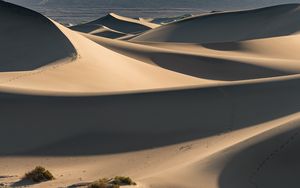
[70,13,159,39]
[0,1,76,72]
[131,4,300,43]
[0,2,207,95]
[84,33,300,81]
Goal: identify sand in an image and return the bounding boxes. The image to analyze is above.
[1,1,300,188]
[70,13,159,39]
[131,4,300,43]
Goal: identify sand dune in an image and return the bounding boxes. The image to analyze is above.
[131,4,300,43]
[1,2,300,188]
[86,25,128,38]
[0,1,76,72]
[0,1,208,94]
[1,77,300,188]
[70,13,159,38]
[139,13,194,25]
[84,33,300,81]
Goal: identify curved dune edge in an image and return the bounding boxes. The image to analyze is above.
[70,12,159,38]
[131,3,300,43]
[2,3,300,95]
[0,20,209,94]
[139,113,300,188]
[1,96,300,188]
[88,25,128,38]
[0,3,300,188]
[2,30,300,97]
[0,1,77,72]
[108,13,160,29]
[84,33,300,81]
[139,13,195,25]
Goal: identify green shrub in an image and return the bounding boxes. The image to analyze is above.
[24,166,55,182]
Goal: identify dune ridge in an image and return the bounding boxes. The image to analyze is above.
[83,33,300,81]
[0,0,76,72]
[70,13,159,39]
[0,2,300,188]
[131,4,300,43]
[0,2,206,94]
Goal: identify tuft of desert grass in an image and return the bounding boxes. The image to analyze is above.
[23,166,54,183]
[88,176,136,188]
[111,176,136,186]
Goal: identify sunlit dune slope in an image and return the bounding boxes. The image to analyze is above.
[84,33,300,81]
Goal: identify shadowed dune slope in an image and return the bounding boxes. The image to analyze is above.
[131,4,300,43]
[217,121,300,188]
[142,114,300,188]
[70,13,159,37]
[1,75,300,155]
[0,1,76,72]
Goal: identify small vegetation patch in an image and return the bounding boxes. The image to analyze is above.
[88,176,136,188]
[112,176,136,186]
[24,166,55,183]
[88,182,119,188]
